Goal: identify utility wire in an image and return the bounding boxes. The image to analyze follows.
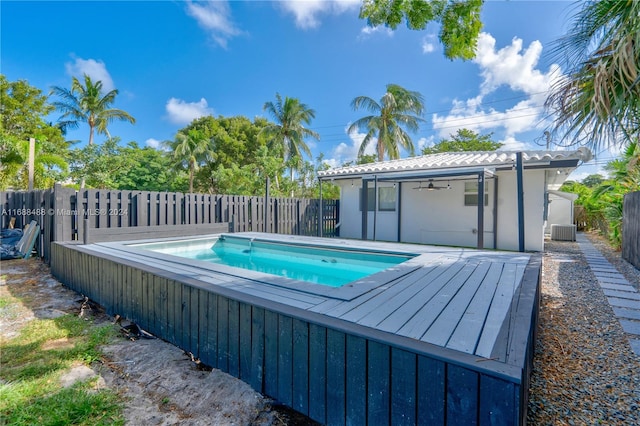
[308,91,552,132]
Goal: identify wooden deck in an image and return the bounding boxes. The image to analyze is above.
[50,232,540,425]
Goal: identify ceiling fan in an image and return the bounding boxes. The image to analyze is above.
[413,180,451,191]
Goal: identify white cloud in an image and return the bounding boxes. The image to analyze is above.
[474,34,559,96]
[360,25,393,38]
[165,97,214,125]
[416,136,435,152]
[498,136,529,151]
[325,126,376,167]
[65,57,115,92]
[185,0,242,48]
[279,0,360,29]
[421,34,437,54]
[145,138,161,149]
[432,32,560,142]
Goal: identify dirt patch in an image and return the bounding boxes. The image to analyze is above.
[0,258,312,425]
[41,337,78,351]
[97,338,274,426]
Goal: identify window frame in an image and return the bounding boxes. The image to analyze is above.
[464,181,489,207]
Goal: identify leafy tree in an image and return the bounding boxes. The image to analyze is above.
[349,83,425,162]
[562,142,640,248]
[340,153,378,168]
[357,154,378,165]
[69,138,133,189]
[546,1,640,151]
[183,115,269,171]
[597,142,640,247]
[262,93,320,188]
[167,128,211,193]
[13,139,68,189]
[114,142,185,192]
[421,129,502,154]
[294,154,340,199]
[51,74,135,145]
[0,135,21,189]
[359,0,483,60]
[0,75,69,189]
[581,174,604,188]
[179,115,273,193]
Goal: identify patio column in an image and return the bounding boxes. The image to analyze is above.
[397,182,402,242]
[477,172,484,249]
[264,177,270,233]
[318,178,323,237]
[373,176,377,241]
[361,179,368,240]
[516,152,525,252]
[493,176,499,249]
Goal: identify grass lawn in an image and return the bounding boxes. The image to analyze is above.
[0,285,124,426]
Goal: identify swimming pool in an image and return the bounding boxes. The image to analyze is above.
[132,234,416,287]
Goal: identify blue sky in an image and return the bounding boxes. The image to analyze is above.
[2,0,606,179]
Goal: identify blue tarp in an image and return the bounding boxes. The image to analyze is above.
[1,222,40,260]
[1,228,23,246]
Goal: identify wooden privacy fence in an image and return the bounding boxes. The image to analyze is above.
[1,185,339,263]
[623,191,640,270]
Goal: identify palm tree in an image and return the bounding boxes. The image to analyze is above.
[167,128,210,193]
[262,93,320,187]
[348,84,425,161]
[589,142,640,248]
[51,74,135,146]
[545,1,640,152]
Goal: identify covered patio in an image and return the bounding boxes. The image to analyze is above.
[318,149,592,252]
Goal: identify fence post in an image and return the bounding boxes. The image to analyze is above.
[318,180,323,237]
[622,191,640,270]
[53,184,72,242]
[264,177,270,233]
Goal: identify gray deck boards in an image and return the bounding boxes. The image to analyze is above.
[83,234,531,358]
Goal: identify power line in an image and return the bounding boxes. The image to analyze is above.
[308,91,552,132]
[316,111,545,143]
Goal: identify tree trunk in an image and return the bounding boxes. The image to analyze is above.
[290,167,294,197]
[188,158,196,193]
[83,125,94,188]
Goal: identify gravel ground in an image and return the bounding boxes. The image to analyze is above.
[528,232,640,425]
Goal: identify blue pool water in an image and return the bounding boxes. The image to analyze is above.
[135,235,415,287]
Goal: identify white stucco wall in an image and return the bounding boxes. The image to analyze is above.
[337,181,398,242]
[494,169,546,252]
[400,180,494,248]
[545,192,575,234]
[336,169,548,252]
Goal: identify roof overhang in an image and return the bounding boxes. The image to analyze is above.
[319,167,495,182]
[548,189,579,201]
[318,149,592,182]
[358,167,494,182]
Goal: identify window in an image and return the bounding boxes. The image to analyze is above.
[359,188,375,211]
[464,181,488,206]
[378,187,396,211]
[359,187,397,211]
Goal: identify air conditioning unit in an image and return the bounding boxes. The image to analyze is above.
[551,224,576,241]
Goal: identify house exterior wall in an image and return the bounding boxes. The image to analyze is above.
[400,180,494,248]
[337,169,548,252]
[338,182,398,242]
[545,194,574,234]
[494,169,546,252]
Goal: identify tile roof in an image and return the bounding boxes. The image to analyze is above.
[318,148,593,178]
